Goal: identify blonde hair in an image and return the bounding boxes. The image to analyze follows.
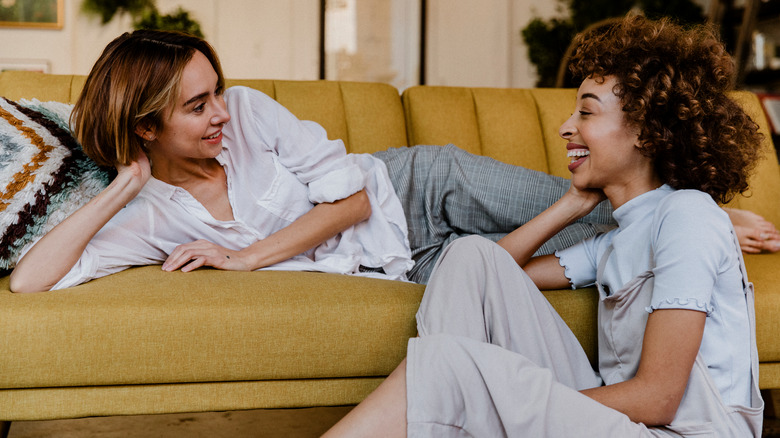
[71,30,225,167]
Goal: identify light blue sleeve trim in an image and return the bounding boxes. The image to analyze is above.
[645,297,714,316]
[555,249,577,290]
[555,246,597,290]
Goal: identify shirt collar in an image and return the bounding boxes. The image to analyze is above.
[144,177,178,199]
[142,146,230,200]
[611,184,674,228]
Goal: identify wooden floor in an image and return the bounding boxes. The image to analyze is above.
[766,415,780,438]
[5,407,353,438]
[5,407,780,437]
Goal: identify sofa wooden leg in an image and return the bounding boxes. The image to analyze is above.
[0,421,10,438]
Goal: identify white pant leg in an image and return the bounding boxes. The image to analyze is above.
[406,334,669,438]
[416,235,600,390]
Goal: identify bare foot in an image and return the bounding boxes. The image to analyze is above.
[725,208,780,253]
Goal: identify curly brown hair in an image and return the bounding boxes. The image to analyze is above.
[568,14,763,204]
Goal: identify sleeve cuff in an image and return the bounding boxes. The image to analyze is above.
[555,246,596,289]
[645,297,714,315]
[308,163,366,204]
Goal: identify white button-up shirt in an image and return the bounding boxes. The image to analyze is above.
[52,86,413,289]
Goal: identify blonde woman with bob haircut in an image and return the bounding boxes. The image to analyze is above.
[72,30,225,168]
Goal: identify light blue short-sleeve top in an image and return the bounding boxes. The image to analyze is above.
[556,185,752,408]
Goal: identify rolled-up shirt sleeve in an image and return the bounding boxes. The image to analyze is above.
[225,86,366,205]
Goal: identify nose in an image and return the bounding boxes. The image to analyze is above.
[559,114,576,139]
[212,98,231,126]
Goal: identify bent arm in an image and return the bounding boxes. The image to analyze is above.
[581,308,705,425]
[497,187,605,289]
[10,159,150,293]
[162,189,372,272]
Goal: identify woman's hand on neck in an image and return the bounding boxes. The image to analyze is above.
[116,149,152,193]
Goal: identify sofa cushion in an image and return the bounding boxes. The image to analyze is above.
[265,80,409,154]
[0,71,77,103]
[402,86,549,172]
[745,252,780,363]
[0,268,423,389]
[0,97,109,269]
[723,92,780,226]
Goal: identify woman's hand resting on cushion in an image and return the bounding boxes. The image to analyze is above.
[162,240,252,272]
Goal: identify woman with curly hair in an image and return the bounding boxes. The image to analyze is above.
[325,15,765,437]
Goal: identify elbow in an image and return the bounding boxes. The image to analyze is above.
[8,271,50,293]
[645,393,684,426]
[649,406,678,427]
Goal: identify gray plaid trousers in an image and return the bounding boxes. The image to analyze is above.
[372,145,615,283]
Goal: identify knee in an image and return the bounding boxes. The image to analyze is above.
[441,235,506,264]
[412,334,476,366]
[446,234,494,250]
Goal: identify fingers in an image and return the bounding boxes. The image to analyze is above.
[115,153,152,191]
[179,257,206,273]
[162,240,238,272]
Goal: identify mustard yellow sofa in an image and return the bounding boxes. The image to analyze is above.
[0,71,778,429]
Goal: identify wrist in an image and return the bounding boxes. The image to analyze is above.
[551,195,594,225]
[238,244,270,271]
[109,169,147,198]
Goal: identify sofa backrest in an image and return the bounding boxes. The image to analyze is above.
[0,71,409,155]
[402,86,552,174]
[2,71,779,225]
[402,85,780,226]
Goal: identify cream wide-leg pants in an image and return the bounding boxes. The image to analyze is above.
[405,235,680,437]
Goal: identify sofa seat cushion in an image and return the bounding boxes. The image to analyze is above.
[745,252,780,362]
[0,267,423,389]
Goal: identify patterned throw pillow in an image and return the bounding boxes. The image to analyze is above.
[0,97,110,270]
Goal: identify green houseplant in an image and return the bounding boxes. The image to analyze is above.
[81,0,203,37]
[522,0,705,87]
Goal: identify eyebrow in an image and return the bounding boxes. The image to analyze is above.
[581,92,601,102]
[183,91,209,108]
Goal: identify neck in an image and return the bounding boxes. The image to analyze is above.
[604,177,664,209]
[149,154,223,187]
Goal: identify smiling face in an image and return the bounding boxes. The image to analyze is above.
[142,50,231,170]
[559,76,660,207]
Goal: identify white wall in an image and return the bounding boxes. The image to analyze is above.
[0,0,320,79]
[0,0,558,87]
[425,0,563,88]
[423,0,710,88]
